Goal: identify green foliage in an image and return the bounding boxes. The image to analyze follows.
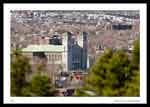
[75,39,140,96]
[124,70,140,96]
[132,38,140,68]
[74,86,97,96]
[11,49,31,96]
[125,38,140,96]
[11,49,55,96]
[74,89,90,96]
[36,63,43,72]
[21,83,32,96]
[30,72,55,96]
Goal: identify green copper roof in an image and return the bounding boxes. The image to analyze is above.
[22,45,64,52]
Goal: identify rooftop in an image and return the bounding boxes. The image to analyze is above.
[22,44,64,52]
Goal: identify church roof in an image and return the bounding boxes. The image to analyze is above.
[22,44,64,52]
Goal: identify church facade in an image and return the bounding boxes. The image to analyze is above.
[62,31,88,72]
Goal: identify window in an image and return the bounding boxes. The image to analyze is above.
[33,52,45,58]
[72,63,80,70]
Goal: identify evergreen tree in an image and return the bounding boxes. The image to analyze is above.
[30,72,55,96]
[11,49,31,96]
[75,38,140,96]
[124,38,140,96]
[11,49,56,96]
[132,38,140,68]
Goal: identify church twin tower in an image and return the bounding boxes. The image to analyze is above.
[62,31,88,72]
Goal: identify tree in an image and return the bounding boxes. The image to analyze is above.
[123,38,140,96]
[30,72,55,96]
[11,49,56,96]
[123,70,139,96]
[75,43,140,96]
[11,49,31,96]
[132,38,140,68]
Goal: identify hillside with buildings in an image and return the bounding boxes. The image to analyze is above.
[11,10,139,71]
[10,10,140,96]
[11,10,139,48]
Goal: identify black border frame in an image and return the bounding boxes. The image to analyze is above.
[1,0,149,3]
[1,0,149,104]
